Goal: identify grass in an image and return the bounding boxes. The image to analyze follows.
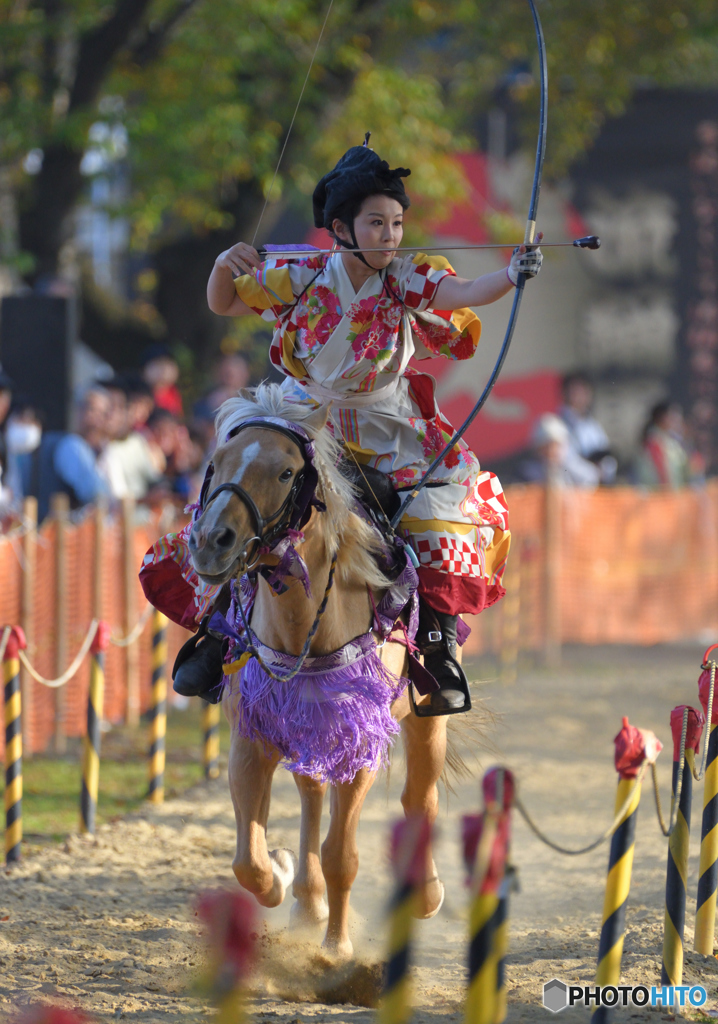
[17,704,232,842]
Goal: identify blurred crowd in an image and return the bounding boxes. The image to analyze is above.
[0,354,707,526]
[517,372,706,491]
[0,345,251,523]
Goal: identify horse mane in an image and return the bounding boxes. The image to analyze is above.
[215,384,392,592]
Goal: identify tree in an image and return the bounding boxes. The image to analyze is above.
[1,0,717,367]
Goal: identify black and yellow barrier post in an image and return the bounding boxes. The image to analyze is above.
[379,814,432,1024]
[696,649,718,955]
[4,627,26,865]
[202,699,220,780]
[662,705,703,985]
[493,864,518,1024]
[148,610,168,804]
[463,768,514,1024]
[79,621,111,834]
[593,717,661,1024]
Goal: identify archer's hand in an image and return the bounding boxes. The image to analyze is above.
[215,242,262,277]
[507,231,544,285]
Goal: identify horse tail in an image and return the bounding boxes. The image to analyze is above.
[441,698,497,795]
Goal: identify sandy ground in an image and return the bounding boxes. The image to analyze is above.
[3,644,718,1022]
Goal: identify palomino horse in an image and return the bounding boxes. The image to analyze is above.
[188,384,450,958]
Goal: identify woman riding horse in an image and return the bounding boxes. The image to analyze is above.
[146,143,542,711]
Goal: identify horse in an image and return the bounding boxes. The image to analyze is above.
[188,383,453,959]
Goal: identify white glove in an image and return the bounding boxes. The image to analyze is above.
[507,243,543,285]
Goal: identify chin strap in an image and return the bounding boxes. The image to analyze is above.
[329,227,374,268]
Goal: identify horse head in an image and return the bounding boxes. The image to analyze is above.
[189,394,329,584]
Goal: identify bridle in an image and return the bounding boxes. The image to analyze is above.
[200,415,339,681]
[197,418,322,571]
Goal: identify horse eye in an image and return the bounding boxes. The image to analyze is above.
[279,468,293,482]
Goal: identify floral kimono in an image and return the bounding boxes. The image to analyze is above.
[236,250,511,616]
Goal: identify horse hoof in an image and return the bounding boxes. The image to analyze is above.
[414,877,445,920]
[289,896,329,931]
[269,848,298,902]
[321,935,354,962]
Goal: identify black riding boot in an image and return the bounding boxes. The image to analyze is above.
[172,615,226,704]
[416,600,471,715]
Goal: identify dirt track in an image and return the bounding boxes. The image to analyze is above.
[2,644,718,1022]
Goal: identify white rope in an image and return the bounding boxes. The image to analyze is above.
[693,659,716,782]
[0,626,11,666]
[515,760,649,855]
[110,604,153,648]
[18,620,99,688]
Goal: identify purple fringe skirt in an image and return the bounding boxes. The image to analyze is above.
[228,632,407,785]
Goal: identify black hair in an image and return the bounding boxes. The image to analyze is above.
[561,371,593,396]
[147,407,177,428]
[330,190,409,241]
[313,145,411,267]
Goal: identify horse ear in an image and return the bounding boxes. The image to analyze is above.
[238,387,254,401]
[303,403,331,435]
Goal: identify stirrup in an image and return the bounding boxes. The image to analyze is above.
[408,655,471,718]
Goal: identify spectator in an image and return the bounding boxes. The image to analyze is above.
[5,398,43,507]
[559,372,616,484]
[520,413,600,488]
[31,386,112,521]
[192,352,251,453]
[125,374,155,433]
[634,401,704,490]
[0,370,15,508]
[102,375,164,501]
[141,343,183,418]
[195,352,250,419]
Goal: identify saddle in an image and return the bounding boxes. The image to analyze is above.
[342,462,401,531]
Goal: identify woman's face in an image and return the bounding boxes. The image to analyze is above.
[333,194,404,270]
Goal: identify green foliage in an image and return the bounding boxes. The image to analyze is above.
[19,705,231,840]
[2,0,718,268]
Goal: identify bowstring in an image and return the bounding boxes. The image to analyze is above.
[250,0,336,248]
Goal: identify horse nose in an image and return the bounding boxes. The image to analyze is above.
[208,525,237,551]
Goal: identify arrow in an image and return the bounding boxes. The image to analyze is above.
[260,235,600,260]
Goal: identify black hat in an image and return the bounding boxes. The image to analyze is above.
[313,146,411,230]
[140,342,174,367]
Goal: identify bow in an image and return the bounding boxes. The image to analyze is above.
[389,0,549,530]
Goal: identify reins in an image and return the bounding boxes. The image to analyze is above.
[233,553,338,682]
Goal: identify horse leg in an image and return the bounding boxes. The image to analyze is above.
[227,731,295,907]
[321,768,376,959]
[290,773,329,928]
[400,711,448,918]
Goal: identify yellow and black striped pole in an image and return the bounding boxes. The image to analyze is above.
[202,699,220,780]
[492,865,518,1024]
[80,621,111,834]
[4,627,26,865]
[696,652,718,955]
[662,705,703,986]
[379,814,432,1024]
[148,610,168,803]
[593,717,656,1024]
[463,767,514,1024]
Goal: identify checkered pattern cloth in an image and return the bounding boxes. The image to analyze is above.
[415,535,487,577]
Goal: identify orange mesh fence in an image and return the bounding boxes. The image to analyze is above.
[0,506,191,757]
[2,484,718,755]
[463,480,718,656]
